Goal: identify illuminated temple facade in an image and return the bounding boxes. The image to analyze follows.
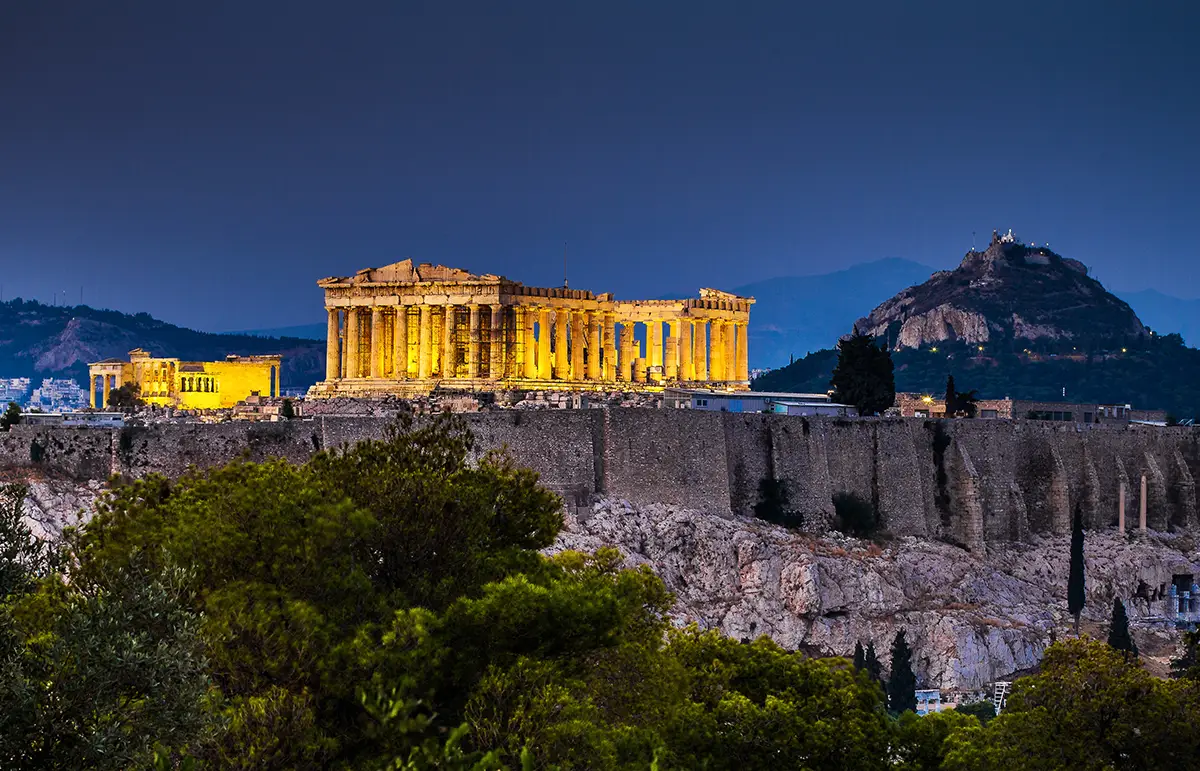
[308,260,753,397]
[88,348,282,409]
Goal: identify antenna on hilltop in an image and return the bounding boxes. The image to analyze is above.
[972,231,976,251]
[563,241,569,289]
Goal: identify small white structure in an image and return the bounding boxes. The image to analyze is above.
[664,388,847,415]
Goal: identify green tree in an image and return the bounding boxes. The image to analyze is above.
[892,709,979,771]
[1068,508,1085,636]
[0,485,213,770]
[0,402,21,431]
[941,639,1198,771]
[1107,597,1137,657]
[105,383,142,412]
[1171,630,1200,679]
[887,629,917,714]
[853,641,866,671]
[830,329,895,416]
[864,642,883,685]
[954,699,996,725]
[280,398,296,420]
[944,375,957,415]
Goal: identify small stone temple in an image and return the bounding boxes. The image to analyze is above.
[88,348,282,409]
[308,260,754,397]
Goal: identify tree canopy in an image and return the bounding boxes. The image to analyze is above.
[830,329,896,416]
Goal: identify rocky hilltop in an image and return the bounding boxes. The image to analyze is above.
[855,231,1147,350]
[0,299,325,390]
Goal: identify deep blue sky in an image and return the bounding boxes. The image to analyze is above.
[2,1,1197,331]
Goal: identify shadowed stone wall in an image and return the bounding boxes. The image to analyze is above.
[3,413,1199,553]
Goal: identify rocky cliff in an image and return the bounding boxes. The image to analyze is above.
[855,232,1147,350]
[556,497,1196,689]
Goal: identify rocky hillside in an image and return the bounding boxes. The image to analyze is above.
[855,231,1147,350]
[556,497,1195,689]
[0,299,325,390]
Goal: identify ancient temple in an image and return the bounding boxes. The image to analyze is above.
[88,348,282,409]
[308,260,753,396]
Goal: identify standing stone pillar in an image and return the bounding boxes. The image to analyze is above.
[326,308,341,380]
[724,321,737,382]
[666,320,681,380]
[102,375,112,407]
[370,307,384,378]
[736,321,750,381]
[587,312,601,380]
[554,308,569,379]
[1118,481,1126,534]
[603,313,617,381]
[709,320,724,381]
[468,304,482,378]
[680,320,694,381]
[695,320,708,381]
[523,307,538,379]
[1140,474,1148,532]
[90,376,97,408]
[442,304,457,378]
[620,322,635,382]
[418,305,432,379]
[393,308,408,379]
[571,311,585,380]
[345,308,361,378]
[648,320,663,370]
[538,307,552,380]
[490,304,504,379]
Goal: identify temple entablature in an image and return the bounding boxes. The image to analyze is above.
[309,259,754,397]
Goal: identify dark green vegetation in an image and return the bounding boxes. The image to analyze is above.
[829,329,896,416]
[0,402,20,431]
[0,298,323,391]
[755,333,1200,418]
[1107,598,1137,657]
[105,382,142,412]
[887,630,917,715]
[6,416,1200,768]
[1069,509,1086,636]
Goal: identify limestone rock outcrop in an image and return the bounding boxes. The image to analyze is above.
[554,497,1200,689]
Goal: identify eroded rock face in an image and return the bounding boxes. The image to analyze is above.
[553,498,1200,689]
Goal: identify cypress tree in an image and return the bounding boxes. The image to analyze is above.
[853,641,865,671]
[887,629,917,714]
[864,642,883,685]
[1108,597,1136,656]
[945,375,957,417]
[1068,507,1086,636]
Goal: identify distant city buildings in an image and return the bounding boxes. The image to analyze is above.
[27,378,89,412]
[894,393,1168,425]
[0,377,31,405]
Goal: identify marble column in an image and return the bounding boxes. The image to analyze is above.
[680,320,694,381]
[538,307,552,380]
[370,307,384,378]
[554,308,569,379]
[468,305,482,378]
[418,305,432,379]
[587,312,601,380]
[571,311,585,380]
[102,374,112,407]
[736,321,749,381]
[394,308,408,379]
[620,322,635,382]
[724,321,736,382]
[648,320,663,369]
[666,320,681,380]
[442,304,457,378]
[602,313,616,381]
[90,376,97,408]
[345,308,361,379]
[326,308,340,380]
[490,304,504,378]
[708,320,723,381]
[523,307,538,379]
[695,320,708,381]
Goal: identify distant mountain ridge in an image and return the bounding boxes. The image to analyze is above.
[0,300,325,390]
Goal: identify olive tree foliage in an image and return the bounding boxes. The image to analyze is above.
[0,484,214,771]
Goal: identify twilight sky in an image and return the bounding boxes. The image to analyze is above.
[2,1,1197,331]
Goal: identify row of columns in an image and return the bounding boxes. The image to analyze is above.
[326,304,749,384]
[89,374,118,408]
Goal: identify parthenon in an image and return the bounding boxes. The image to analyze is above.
[307,260,753,397]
